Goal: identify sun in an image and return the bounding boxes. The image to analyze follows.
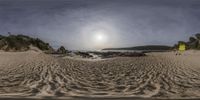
[95,33,105,41]
[81,26,116,50]
[93,31,107,44]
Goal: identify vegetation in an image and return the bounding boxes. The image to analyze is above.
[56,46,68,54]
[103,45,172,51]
[103,33,200,51]
[0,34,53,52]
[174,33,200,50]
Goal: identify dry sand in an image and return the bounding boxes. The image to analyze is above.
[0,50,200,99]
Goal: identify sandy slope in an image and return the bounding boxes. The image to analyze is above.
[0,50,200,99]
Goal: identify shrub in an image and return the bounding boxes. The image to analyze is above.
[0,34,53,51]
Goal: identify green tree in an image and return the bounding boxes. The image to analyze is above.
[195,33,200,49]
[195,33,200,40]
[189,37,196,43]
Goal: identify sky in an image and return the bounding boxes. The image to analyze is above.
[0,0,200,50]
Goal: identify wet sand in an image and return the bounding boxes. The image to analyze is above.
[0,50,200,99]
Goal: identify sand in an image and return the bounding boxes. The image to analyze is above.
[0,50,200,99]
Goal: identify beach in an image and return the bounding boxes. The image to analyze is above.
[0,50,200,99]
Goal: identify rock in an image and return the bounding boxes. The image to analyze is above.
[57,46,67,54]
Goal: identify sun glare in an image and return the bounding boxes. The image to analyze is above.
[93,31,107,44]
[96,33,104,41]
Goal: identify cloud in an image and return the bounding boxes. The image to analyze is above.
[0,0,200,50]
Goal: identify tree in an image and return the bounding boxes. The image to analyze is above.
[195,33,200,40]
[189,37,196,43]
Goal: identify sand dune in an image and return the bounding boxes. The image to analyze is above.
[0,50,200,99]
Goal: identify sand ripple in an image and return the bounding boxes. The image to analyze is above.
[0,51,200,99]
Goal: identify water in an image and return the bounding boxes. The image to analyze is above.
[101,50,143,53]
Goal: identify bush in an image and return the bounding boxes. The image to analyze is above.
[0,34,53,51]
[195,33,200,40]
[57,46,67,54]
[174,33,200,50]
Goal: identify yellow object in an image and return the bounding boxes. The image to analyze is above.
[179,44,186,51]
